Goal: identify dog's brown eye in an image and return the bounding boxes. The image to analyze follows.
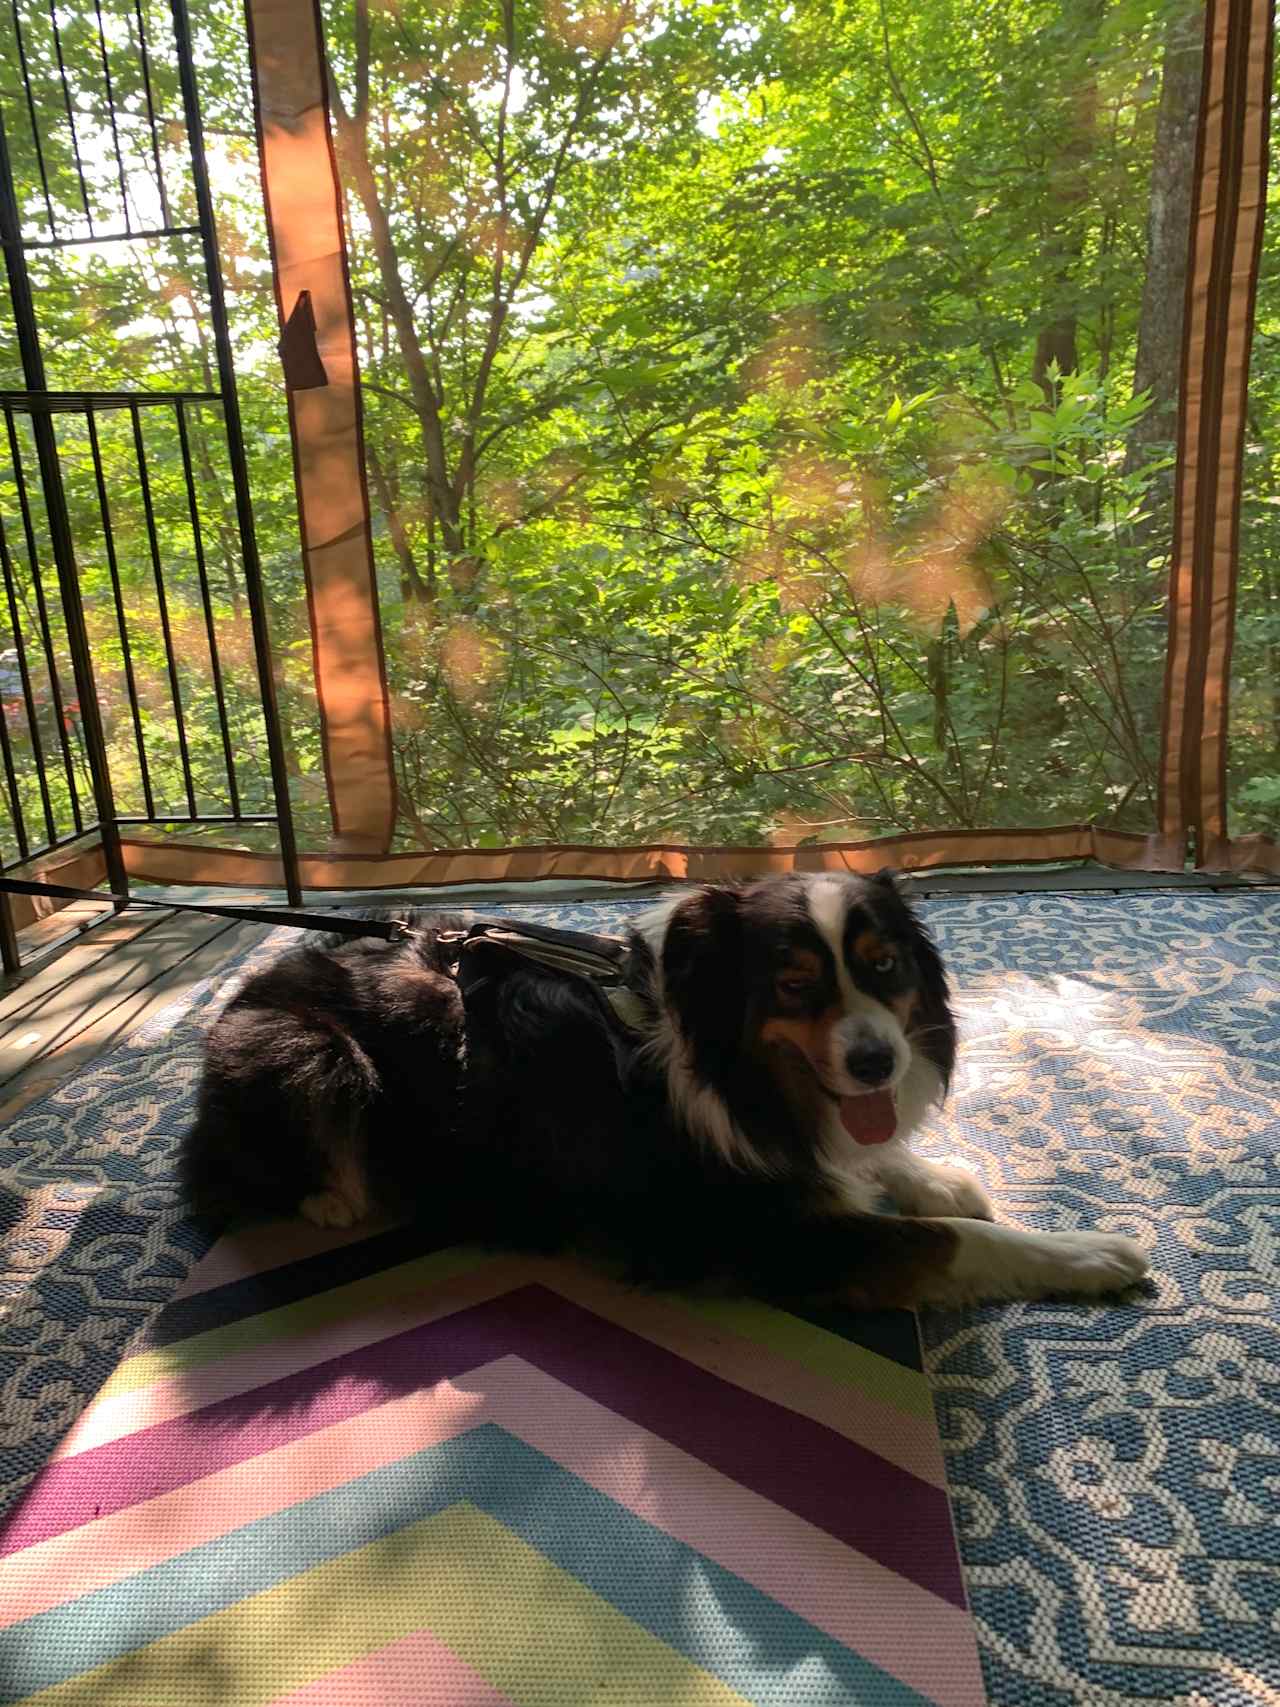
[873,953,897,974]
[777,977,814,998]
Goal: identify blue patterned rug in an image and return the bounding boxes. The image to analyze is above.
[918,892,1280,1707]
[1,890,1277,1706]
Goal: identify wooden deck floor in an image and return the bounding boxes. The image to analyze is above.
[0,904,269,1125]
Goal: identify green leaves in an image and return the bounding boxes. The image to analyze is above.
[3,0,1255,854]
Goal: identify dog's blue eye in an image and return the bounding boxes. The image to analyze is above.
[873,954,897,975]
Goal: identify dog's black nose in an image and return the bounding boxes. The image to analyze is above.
[845,1041,896,1085]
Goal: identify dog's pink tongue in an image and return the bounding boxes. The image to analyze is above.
[839,1090,897,1145]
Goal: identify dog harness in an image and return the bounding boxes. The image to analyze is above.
[435,918,652,1035]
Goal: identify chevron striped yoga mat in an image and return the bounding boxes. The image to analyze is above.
[0,1218,985,1706]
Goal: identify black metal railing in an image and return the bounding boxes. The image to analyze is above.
[0,0,303,968]
[6,0,190,248]
[0,389,287,842]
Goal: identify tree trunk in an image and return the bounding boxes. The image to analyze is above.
[332,112,467,558]
[325,7,466,563]
[1125,0,1204,475]
[366,443,435,612]
[1031,8,1104,406]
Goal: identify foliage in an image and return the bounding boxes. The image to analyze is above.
[0,0,1274,861]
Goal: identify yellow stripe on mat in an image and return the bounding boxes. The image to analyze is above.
[673,1296,932,1420]
[19,1503,751,1707]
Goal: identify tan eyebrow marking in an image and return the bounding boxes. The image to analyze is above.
[760,1008,842,1073]
[778,948,824,982]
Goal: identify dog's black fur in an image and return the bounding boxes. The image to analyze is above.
[181,873,1150,1307]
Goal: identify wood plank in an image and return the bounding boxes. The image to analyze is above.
[0,842,108,933]
[15,899,116,964]
[0,907,172,1032]
[0,911,233,1088]
[0,918,268,1125]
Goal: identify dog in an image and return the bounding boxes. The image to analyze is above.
[179,872,1149,1308]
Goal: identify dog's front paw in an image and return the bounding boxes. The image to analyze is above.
[299,1188,364,1230]
[929,1222,1152,1306]
[895,1160,994,1221]
[1036,1229,1151,1297]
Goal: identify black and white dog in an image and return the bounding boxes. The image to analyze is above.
[180,872,1149,1308]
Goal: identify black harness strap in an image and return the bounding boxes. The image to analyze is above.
[0,876,413,942]
[439,917,626,976]
[443,918,650,1034]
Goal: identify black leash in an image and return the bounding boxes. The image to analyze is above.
[0,876,413,942]
[0,876,652,1030]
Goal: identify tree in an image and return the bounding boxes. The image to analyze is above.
[1126,0,1204,471]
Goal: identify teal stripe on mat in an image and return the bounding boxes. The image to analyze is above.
[0,1425,935,1707]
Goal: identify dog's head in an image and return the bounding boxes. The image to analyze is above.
[641,872,956,1169]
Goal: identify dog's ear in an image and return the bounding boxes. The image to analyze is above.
[660,885,745,1072]
[871,866,921,919]
[872,872,957,1089]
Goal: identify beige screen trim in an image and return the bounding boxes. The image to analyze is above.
[116,825,1175,891]
[244,0,397,854]
[1163,0,1274,871]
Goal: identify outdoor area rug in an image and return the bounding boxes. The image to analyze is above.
[0,889,1277,1705]
[0,1217,981,1705]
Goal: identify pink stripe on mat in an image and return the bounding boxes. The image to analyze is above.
[0,1360,983,1705]
[49,1258,528,1462]
[267,1627,517,1706]
[8,1285,960,1605]
[55,1259,944,1488]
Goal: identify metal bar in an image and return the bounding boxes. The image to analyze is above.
[19,414,122,886]
[9,0,58,239]
[0,874,411,941]
[0,517,31,866]
[3,409,84,833]
[0,821,102,869]
[0,892,18,973]
[91,0,133,233]
[128,401,198,818]
[0,106,127,905]
[169,0,303,909]
[0,685,30,864]
[86,408,154,817]
[46,0,95,231]
[0,388,222,409]
[174,400,240,816]
[4,222,204,250]
[115,812,279,824]
[129,0,171,229]
[0,498,57,846]
[0,570,30,864]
